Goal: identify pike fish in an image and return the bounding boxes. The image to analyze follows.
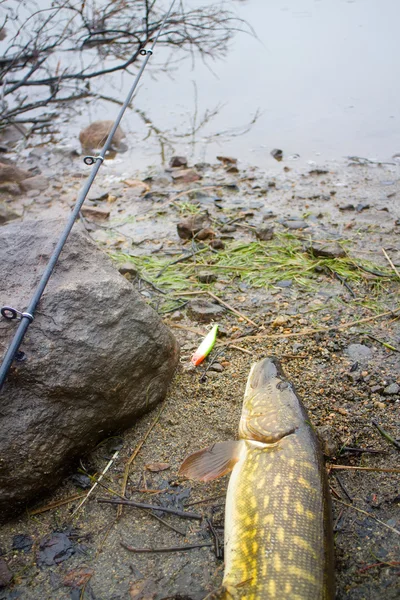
[179,357,334,599]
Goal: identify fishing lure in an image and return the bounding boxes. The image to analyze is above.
[191,324,219,366]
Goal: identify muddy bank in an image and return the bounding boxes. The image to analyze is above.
[0,151,399,599]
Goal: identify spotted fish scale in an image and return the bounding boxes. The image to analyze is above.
[180,358,334,599]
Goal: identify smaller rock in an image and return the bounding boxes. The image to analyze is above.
[177,215,209,240]
[0,162,31,184]
[169,156,188,168]
[196,228,215,241]
[118,263,138,279]
[307,241,346,259]
[12,534,33,554]
[0,558,12,588]
[122,179,150,195]
[197,271,217,284]
[216,156,237,165]
[339,204,355,211]
[221,225,236,233]
[345,344,372,362]
[383,382,400,396]
[0,202,21,224]
[20,175,49,192]
[81,206,110,220]
[271,148,283,161]
[38,532,74,566]
[79,120,127,153]
[374,401,386,410]
[170,311,184,321]
[209,363,224,373]
[271,315,290,327]
[276,279,292,288]
[0,182,21,195]
[187,299,225,323]
[225,165,239,174]
[171,168,202,183]
[255,226,274,241]
[209,239,225,250]
[370,384,383,394]
[316,425,338,457]
[282,219,309,230]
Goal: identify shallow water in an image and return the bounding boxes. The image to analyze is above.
[6,0,400,170]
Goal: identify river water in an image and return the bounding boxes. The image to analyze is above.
[112,0,400,170]
[8,0,400,170]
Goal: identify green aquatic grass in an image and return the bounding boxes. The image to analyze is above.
[110,233,397,300]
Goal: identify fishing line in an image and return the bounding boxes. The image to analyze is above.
[0,0,177,392]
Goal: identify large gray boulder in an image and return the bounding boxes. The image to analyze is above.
[0,219,179,522]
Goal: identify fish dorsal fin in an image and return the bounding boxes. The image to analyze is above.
[179,441,243,482]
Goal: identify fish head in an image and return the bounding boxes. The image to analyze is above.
[239,357,303,443]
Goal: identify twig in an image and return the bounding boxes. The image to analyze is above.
[366,334,400,353]
[358,561,400,573]
[121,541,212,553]
[382,248,400,281]
[372,419,400,451]
[333,508,345,532]
[220,309,400,345]
[72,450,121,516]
[331,269,356,298]
[156,248,208,279]
[118,403,166,517]
[151,513,186,537]
[207,291,258,327]
[99,497,202,520]
[333,472,353,502]
[339,447,385,455]
[333,498,400,535]
[330,465,400,473]
[186,493,226,507]
[229,344,252,355]
[29,493,86,516]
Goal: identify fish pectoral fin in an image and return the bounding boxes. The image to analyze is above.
[179,440,243,482]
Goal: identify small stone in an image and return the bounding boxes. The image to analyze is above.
[196,228,215,241]
[171,168,202,183]
[271,148,283,161]
[209,363,224,373]
[177,215,209,240]
[0,161,31,184]
[276,279,292,288]
[345,344,372,362]
[271,315,290,327]
[221,225,236,233]
[169,156,188,168]
[20,175,48,192]
[374,401,386,410]
[225,165,239,174]
[216,156,237,166]
[170,311,184,321]
[80,206,110,220]
[370,384,383,394]
[118,263,138,278]
[282,219,309,230]
[255,226,274,241]
[0,182,21,195]
[12,534,33,554]
[0,558,12,588]
[187,299,225,323]
[122,179,150,195]
[209,239,225,250]
[316,425,338,457]
[79,120,127,153]
[308,241,346,259]
[197,271,217,284]
[383,382,400,396]
[0,202,21,224]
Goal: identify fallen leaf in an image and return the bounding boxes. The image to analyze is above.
[144,462,170,473]
[63,567,94,588]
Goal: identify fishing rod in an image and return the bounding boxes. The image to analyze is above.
[0,0,177,393]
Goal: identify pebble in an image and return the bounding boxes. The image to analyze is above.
[345,344,372,362]
[197,271,217,284]
[282,219,309,230]
[0,558,12,588]
[383,382,400,396]
[169,156,188,168]
[307,241,346,259]
[271,148,283,161]
[187,299,225,323]
[209,363,224,373]
[255,226,274,241]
